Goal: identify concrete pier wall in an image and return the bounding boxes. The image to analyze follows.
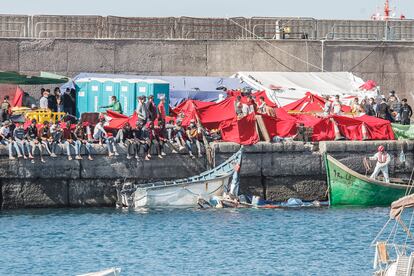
[0,141,412,209]
[0,38,413,104]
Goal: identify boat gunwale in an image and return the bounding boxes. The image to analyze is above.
[122,149,242,192]
[134,172,233,191]
[326,154,410,190]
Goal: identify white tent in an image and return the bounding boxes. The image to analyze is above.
[233,71,376,107]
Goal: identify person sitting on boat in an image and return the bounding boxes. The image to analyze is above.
[369,145,391,183]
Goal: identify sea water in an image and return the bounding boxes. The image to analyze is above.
[0,207,389,275]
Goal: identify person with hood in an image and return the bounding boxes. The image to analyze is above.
[369,145,391,183]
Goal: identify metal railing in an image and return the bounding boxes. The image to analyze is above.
[0,14,413,41]
[0,20,27,37]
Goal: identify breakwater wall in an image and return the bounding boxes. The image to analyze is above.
[0,140,412,209]
[1,38,413,105]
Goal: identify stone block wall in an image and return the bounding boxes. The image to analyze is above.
[0,141,412,209]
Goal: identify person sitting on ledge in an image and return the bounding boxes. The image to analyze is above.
[185,119,203,158]
[93,118,119,157]
[115,122,134,159]
[38,121,54,157]
[147,121,166,159]
[74,122,93,161]
[63,121,80,160]
[26,119,44,163]
[115,122,132,146]
[0,120,16,160]
[49,122,63,158]
[131,120,149,160]
[13,122,30,159]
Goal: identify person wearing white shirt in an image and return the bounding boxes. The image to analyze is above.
[332,95,342,115]
[0,121,15,160]
[369,145,391,183]
[93,119,119,157]
[39,90,49,109]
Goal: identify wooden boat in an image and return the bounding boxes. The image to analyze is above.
[372,194,414,276]
[117,148,243,208]
[325,154,412,206]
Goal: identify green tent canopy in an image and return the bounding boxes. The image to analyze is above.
[392,123,414,140]
[0,71,68,85]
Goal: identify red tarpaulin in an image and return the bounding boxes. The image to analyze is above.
[220,113,259,145]
[105,110,139,130]
[261,114,297,138]
[355,115,395,140]
[312,118,335,141]
[172,99,215,126]
[311,115,395,142]
[359,80,377,90]
[283,92,351,113]
[12,86,23,107]
[333,115,363,141]
[253,91,278,108]
[196,97,239,129]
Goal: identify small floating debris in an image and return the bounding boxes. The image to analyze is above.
[200,195,328,209]
[77,267,121,276]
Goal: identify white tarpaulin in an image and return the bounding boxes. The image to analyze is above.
[233,71,373,107]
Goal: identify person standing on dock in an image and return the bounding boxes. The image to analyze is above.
[157,96,166,122]
[146,95,157,122]
[332,95,342,115]
[399,99,412,125]
[136,96,148,123]
[369,145,391,183]
[101,96,123,114]
[39,90,49,109]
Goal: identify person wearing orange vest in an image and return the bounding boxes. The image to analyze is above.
[369,145,391,183]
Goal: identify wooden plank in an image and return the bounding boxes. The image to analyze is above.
[255,115,270,142]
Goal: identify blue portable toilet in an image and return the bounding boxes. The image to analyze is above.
[88,79,102,113]
[75,80,89,117]
[119,80,136,116]
[141,79,170,115]
[100,80,120,112]
[136,80,149,99]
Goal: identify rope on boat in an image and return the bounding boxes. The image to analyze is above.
[404,207,414,248]
[363,157,372,176]
[371,218,392,246]
[405,166,414,196]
